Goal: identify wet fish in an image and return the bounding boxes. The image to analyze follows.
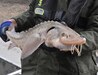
[6,21,86,59]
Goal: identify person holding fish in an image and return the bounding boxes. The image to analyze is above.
[0,0,98,75]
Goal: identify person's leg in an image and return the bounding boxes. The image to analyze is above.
[21,48,59,75]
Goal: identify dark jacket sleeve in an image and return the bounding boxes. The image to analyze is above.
[12,0,36,32]
[78,0,98,53]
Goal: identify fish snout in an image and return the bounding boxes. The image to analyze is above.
[60,32,86,45]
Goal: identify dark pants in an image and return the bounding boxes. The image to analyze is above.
[21,46,98,75]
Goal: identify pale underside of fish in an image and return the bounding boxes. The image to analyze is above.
[6,21,86,59]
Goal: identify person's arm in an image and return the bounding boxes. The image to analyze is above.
[12,0,36,32]
[78,0,98,54]
[62,0,87,27]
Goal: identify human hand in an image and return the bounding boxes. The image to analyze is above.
[0,19,17,42]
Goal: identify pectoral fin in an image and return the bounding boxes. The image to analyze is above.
[21,34,44,59]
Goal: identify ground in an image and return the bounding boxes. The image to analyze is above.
[0,0,31,23]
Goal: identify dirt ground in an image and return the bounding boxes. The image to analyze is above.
[0,0,32,23]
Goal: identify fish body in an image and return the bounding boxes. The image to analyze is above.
[6,21,86,59]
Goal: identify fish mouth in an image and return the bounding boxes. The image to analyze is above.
[60,36,86,56]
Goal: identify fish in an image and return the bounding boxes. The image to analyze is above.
[6,21,86,59]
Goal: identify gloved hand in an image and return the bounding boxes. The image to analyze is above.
[0,21,12,42]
